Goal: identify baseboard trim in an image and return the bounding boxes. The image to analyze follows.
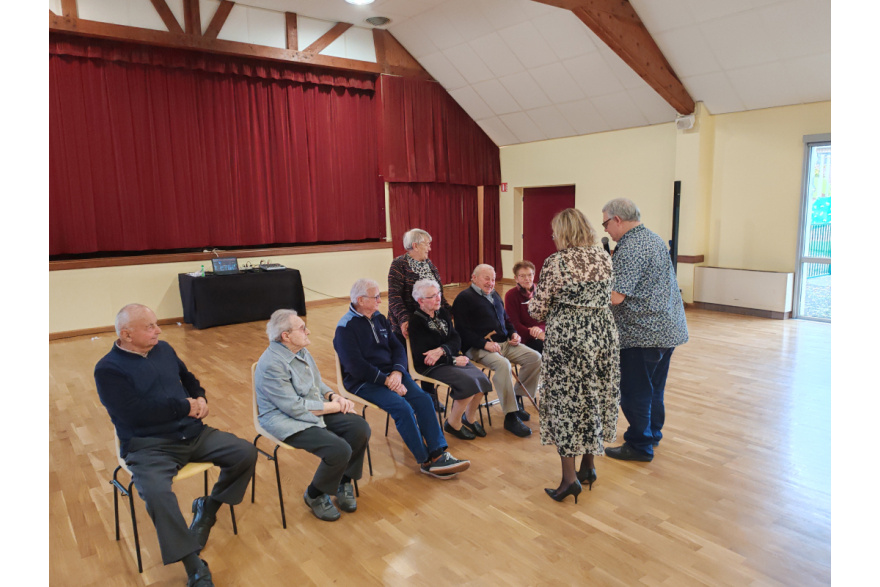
[49,317,186,341]
[691,301,791,320]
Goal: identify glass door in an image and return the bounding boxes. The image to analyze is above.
[794,137,831,321]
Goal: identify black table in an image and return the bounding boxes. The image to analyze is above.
[178,269,306,329]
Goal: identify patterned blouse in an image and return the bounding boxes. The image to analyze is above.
[610,224,689,349]
[387,253,450,335]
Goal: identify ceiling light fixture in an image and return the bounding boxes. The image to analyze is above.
[345,0,375,5]
[365,16,391,27]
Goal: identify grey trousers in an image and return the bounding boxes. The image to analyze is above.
[282,412,371,495]
[466,342,542,414]
[124,427,258,565]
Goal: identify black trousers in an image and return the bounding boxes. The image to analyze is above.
[283,413,371,495]
[124,427,258,564]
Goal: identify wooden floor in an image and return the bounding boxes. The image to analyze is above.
[49,287,831,586]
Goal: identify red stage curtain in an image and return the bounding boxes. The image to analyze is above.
[49,35,382,256]
[378,75,500,186]
[388,183,479,285]
[482,185,502,271]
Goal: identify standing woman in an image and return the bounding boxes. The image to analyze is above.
[529,208,620,503]
[388,228,450,411]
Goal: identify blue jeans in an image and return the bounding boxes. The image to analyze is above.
[355,372,447,464]
[619,347,674,457]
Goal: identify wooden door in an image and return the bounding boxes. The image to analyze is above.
[522,186,575,278]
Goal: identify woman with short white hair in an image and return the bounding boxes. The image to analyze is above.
[409,279,493,440]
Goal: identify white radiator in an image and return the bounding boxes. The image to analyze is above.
[693,266,793,313]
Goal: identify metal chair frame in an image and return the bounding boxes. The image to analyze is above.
[109,434,237,573]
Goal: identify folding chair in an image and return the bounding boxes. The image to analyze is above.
[109,433,237,573]
[405,337,451,429]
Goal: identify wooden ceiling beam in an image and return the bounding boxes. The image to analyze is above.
[204,1,234,41]
[183,0,201,36]
[285,13,297,51]
[302,22,352,56]
[149,0,184,35]
[60,0,78,18]
[533,0,695,114]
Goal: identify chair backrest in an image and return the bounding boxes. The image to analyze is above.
[405,337,447,389]
[251,362,261,433]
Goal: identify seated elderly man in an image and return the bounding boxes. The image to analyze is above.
[95,304,257,587]
[255,309,370,522]
[334,278,470,479]
[453,264,542,438]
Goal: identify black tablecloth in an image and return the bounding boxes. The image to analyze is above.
[178,269,306,329]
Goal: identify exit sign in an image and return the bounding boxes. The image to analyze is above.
[500,183,508,192]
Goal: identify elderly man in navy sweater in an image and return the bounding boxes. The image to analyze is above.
[334,278,470,479]
[95,304,257,587]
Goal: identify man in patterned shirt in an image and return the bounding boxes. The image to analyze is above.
[601,198,688,462]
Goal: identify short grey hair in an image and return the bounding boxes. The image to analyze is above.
[472,263,495,278]
[350,278,380,304]
[602,198,641,222]
[266,309,298,342]
[115,303,150,336]
[403,228,432,251]
[412,279,440,301]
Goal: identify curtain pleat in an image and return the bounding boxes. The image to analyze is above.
[49,39,382,255]
[482,185,502,271]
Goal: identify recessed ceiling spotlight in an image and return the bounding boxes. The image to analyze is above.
[345,0,375,5]
[365,16,391,27]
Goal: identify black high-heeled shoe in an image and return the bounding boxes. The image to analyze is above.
[577,468,597,490]
[544,480,583,504]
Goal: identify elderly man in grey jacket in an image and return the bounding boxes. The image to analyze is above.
[255,309,371,522]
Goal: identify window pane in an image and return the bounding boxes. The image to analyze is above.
[799,262,831,320]
[804,145,831,258]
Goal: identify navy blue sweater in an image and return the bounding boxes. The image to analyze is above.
[333,305,408,394]
[452,286,516,352]
[94,341,206,456]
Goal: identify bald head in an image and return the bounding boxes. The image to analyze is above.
[471,264,496,296]
[115,304,162,354]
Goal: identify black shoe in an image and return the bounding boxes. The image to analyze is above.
[461,415,487,437]
[420,452,470,478]
[605,444,653,462]
[577,468,597,490]
[503,414,531,437]
[303,491,341,521]
[186,559,214,587]
[189,497,217,550]
[515,408,531,422]
[544,480,583,504]
[444,419,475,440]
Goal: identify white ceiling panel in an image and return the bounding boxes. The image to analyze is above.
[414,9,465,51]
[497,21,559,70]
[449,86,496,121]
[681,72,745,114]
[784,53,831,104]
[526,105,577,140]
[418,52,468,91]
[727,62,803,111]
[478,116,519,146]
[700,11,780,70]
[653,27,721,78]
[473,79,522,116]
[475,0,533,31]
[443,43,495,85]
[556,99,612,136]
[592,92,650,130]
[628,86,679,125]
[442,0,494,41]
[563,52,625,98]
[629,0,696,34]
[388,18,439,59]
[469,33,526,79]
[530,62,585,104]
[499,71,552,111]
[759,0,831,61]
[499,111,547,143]
[532,9,597,61]
[683,0,750,24]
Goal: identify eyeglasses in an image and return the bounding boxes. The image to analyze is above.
[361,294,381,301]
[602,217,615,229]
[422,292,442,299]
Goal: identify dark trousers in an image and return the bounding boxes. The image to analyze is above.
[525,338,544,354]
[124,427,258,565]
[283,413,371,495]
[619,347,674,457]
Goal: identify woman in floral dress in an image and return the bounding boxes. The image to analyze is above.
[529,208,620,503]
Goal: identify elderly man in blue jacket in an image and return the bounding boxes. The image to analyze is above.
[334,278,470,479]
[94,304,257,587]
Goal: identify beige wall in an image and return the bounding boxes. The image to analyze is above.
[50,248,394,334]
[498,101,831,297]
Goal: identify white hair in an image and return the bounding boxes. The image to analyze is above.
[115,303,150,336]
[350,278,380,304]
[471,264,495,278]
[403,228,432,251]
[412,279,440,301]
[602,198,641,222]
[266,309,298,342]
